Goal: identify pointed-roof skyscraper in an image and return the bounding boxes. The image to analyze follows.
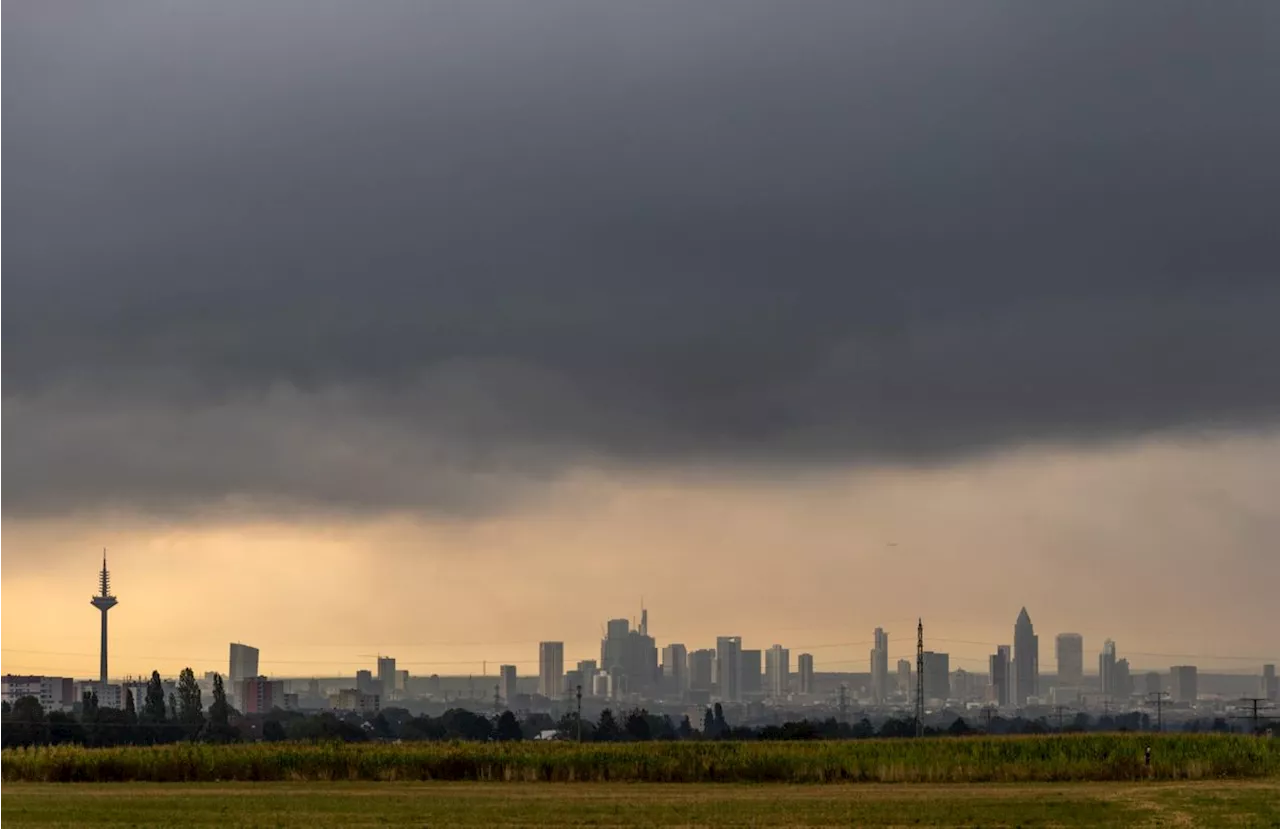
[1013,607,1038,705]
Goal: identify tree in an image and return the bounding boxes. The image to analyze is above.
[948,717,973,736]
[651,714,677,741]
[852,717,876,739]
[205,674,237,743]
[554,711,594,742]
[284,712,367,742]
[495,711,523,741]
[6,696,49,747]
[596,708,620,742]
[370,712,396,740]
[401,714,446,741]
[701,703,729,738]
[17,695,46,721]
[878,717,915,738]
[177,669,204,730]
[624,708,652,741]
[760,720,819,741]
[81,690,100,720]
[521,712,556,740]
[48,711,86,745]
[678,715,694,739]
[92,707,131,748]
[209,675,230,727]
[438,709,493,741]
[124,688,137,723]
[262,720,287,742]
[143,671,167,727]
[79,690,103,747]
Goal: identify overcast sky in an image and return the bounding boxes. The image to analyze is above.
[3,2,1278,676]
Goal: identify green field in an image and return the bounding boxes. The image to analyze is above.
[5,734,1278,784]
[4,780,1280,827]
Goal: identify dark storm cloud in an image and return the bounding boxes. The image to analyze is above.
[4,1,1280,516]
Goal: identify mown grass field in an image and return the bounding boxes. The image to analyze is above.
[4,734,1277,784]
[4,780,1280,827]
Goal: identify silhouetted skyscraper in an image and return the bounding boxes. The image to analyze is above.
[897,659,912,695]
[1263,664,1278,701]
[952,668,975,701]
[765,645,790,699]
[1114,658,1132,700]
[989,645,1011,706]
[499,664,517,704]
[577,659,598,691]
[377,656,396,699]
[870,628,890,703]
[600,616,657,692]
[921,651,950,701]
[1170,666,1198,703]
[89,552,118,685]
[1056,633,1083,687]
[798,653,815,694]
[715,636,742,702]
[1013,608,1039,705]
[688,649,715,692]
[229,642,259,686]
[741,649,762,695]
[539,642,564,698]
[662,644,687,692]
[1099,639,1118,698]
[602,619,629,670]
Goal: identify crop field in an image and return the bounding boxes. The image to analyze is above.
[4,780,1280,827]
[3,733,1277,784]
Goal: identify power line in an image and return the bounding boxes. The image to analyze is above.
[9,637,1274,664]
[926,637,1274,665]
[1146,692,1170,732]
[1230,698,1278,734]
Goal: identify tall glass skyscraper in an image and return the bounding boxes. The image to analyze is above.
[1013,608,1039,705]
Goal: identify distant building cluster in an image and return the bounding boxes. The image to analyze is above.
[4,559,1277,733]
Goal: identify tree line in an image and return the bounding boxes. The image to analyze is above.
[2,674,1250,749]
[3,669,236,748]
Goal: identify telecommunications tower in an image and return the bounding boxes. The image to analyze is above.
[90,550,119,685]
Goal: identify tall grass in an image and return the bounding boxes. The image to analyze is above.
[4,734,1277,784]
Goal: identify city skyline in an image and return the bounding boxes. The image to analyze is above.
[5,3,1280,685]
[5,560,1274,685]
[7,561,1277,729]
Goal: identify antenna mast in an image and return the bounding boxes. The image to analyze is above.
[915,618,925,737]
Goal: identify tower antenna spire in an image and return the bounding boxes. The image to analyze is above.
[99,548,112,597]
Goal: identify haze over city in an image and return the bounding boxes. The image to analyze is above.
[4,0,1279,688]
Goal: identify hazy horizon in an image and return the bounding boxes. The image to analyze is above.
[3,2,1278,682]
